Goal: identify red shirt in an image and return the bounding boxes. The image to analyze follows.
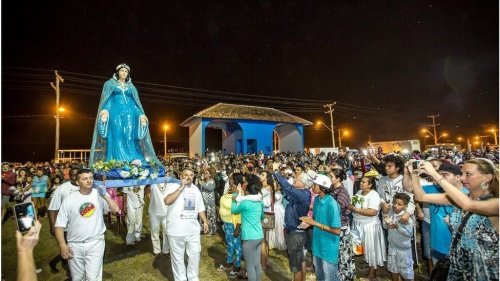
[2,170,16,196]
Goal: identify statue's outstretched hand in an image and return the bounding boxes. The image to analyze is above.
[139,115,148,127]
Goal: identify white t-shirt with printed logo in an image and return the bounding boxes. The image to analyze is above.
[165,183,205,236]
[55,189,108,242]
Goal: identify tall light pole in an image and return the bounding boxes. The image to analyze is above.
[426,114,440,145]
[323,102,336,148]
[421,129,448,144]
[163,123,169,159]
[316,121,335,148]
[490,129,498,145]
[50,71,64,162]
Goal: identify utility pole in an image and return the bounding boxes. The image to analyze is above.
[427,114,440,145]
[50,71,64,162]
[324,102,336,148]
[481,124,498,145]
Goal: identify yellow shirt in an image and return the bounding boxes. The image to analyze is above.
[219,193,241,225]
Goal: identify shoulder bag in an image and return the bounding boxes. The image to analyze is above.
[429,211,473,281]
[262,187,275,229]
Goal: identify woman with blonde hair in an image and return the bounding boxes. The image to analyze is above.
[409,158,498,280]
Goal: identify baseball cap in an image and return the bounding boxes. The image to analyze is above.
[313,174,332,188]
[306,170,318,180]
[438,162,461,175]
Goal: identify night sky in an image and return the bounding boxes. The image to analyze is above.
[2,1,498,162]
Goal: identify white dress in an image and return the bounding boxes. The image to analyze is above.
[268,191,287,251]
[352,189,386,268]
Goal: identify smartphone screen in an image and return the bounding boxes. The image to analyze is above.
[14,202,36,233]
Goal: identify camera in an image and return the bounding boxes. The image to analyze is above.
[14,202,36,233]
[412,160,422,170]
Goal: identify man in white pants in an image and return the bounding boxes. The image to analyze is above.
[148,182,170,257]
[48,167,81,277]
[165,169,209,281]
[55,169,119,281]
[123,185,145,245]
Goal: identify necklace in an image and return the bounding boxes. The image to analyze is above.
[158,183,166,194]
[118,80,126,89]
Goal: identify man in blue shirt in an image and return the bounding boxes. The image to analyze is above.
[423,162,469,264]
[274,171,311,281]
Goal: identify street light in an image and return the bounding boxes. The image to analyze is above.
[490,128,498,145]
[338,129,349,147]
[163,123,169,159]
[316,121,335,148]
[421,129,448,145]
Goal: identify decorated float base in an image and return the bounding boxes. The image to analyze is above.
[91,160,180,188]
[94,177,180,188]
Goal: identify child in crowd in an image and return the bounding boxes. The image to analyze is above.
[383,193,414,281]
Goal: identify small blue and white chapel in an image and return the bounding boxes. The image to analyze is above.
[180,103,312,157]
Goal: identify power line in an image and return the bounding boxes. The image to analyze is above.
[3,66,427,117]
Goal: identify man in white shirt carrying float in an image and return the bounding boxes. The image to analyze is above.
[148,181,171,258]
[55,169,119,281]
[165,169,209,281]
[47,167,81,277]
[123,185,145,245]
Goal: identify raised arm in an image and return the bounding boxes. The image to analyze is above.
[273,172,307,202]
[420,161,499,216]
[16,220,41,281]
[164,182,185,205]
[407,162,451,205]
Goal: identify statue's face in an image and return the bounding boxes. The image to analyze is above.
[118,68,129,80]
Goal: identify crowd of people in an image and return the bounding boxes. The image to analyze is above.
[2,145,499,281]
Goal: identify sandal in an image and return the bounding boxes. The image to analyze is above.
[217,264,232,271]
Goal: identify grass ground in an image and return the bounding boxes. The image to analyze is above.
[1,207,430,281]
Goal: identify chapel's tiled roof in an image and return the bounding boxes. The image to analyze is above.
[180,103,312,126]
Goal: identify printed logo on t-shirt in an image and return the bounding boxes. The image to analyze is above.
[79,202,95,218]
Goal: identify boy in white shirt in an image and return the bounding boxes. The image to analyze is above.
[383,193,414,281]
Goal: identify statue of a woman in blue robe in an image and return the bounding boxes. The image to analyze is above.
[90,63,160,166]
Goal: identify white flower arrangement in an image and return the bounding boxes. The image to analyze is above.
[119,170,131,178]
[131,159,142,166]
[92,159,164,180]
[139,169,150,179]
[131,166,139,176]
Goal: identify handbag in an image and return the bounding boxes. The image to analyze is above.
[429,211,473,281]
[262,187,275,230]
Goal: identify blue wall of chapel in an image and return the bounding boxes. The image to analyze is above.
[200,118,304,155]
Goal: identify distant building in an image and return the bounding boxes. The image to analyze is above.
[180,103,312,157]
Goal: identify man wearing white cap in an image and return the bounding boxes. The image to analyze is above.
[300,174,341,281]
